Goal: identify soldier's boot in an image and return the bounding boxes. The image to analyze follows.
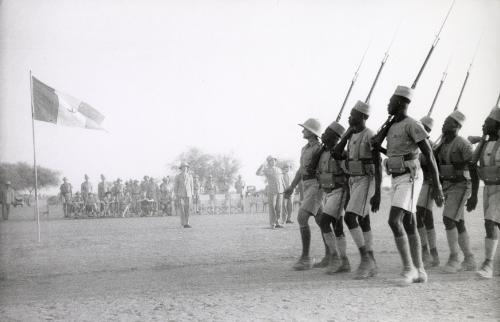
[325,254,342,275]
[426,228,440,267]
[395,236,418,284]
[408,234,427,283]
[336,236,351,273]
[354,251,371,280]
[292,257,314,271]
[337,256,351,273]
[442,229,461,273]
[418,228,432,268]
[458,232,477,271]
[313,235,331,268]
[429,248,440,267]
[367,251,378,277]
[421,245,433,268]
[477,238,498,279]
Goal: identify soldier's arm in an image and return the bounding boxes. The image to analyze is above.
[370,148,382,212]
[465,142,479,211]
[333,132,350,160]
[417,139,444,207]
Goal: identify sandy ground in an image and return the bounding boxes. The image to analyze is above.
[1,192,499,321]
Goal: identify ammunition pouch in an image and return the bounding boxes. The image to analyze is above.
[385,153,418,175]
[348,161,366,176]
[478,166,500,185]
[318,173,346,189]
[439,164,467,181]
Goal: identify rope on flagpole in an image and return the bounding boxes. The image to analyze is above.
[29,70,41,243]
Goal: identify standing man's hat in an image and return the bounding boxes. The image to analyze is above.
[393,85,414,101]
[448,110,466,126]
[179,162,189,169]
[266,155,277,162]
[352,100,370,116]
[84,174,89,179]
[327,121,346,136]
[6,181,11,185]
[488,106,500,122]
[420,116,434,131]
[63,177,68,181]
[298,118,322,137]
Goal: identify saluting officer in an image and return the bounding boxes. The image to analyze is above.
[284,118,325,270]
[256,155,286,229]
[415,116,440,267]
[435,110,479,273]
[59,177,73,218]
[314,121,351,274]
[475,106,500,278]
[333,101,380,279]
[377,86,444,284]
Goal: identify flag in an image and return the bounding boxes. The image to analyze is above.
[31,76,105,130]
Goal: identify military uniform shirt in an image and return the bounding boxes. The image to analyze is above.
[386,117,428,157]
[436,136,473,166]
[300,140,322,176]
[348,128,374,160]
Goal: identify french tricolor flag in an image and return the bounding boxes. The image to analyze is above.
[31,76,105,131]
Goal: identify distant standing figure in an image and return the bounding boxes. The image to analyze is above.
[192,175,201,213]
[234,175,245,210]
[281,163,294,224]
[256,155,286,229]
[205,175,217,214]
[1,181,15,220]
[59,177,73,218]
[174,162,194,228]
[80,174,93,204]
[98,174,110,214]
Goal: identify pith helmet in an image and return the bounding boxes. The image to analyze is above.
[449,110,466,126]
[488,106,500,122]
[420,116,434,131]
[327,121,346,136]
[298,118,322,137]
[352,100,370,116]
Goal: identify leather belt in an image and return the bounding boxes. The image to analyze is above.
[302,174,316,181]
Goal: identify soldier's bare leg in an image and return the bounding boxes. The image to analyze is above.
[345,211,371,279]
[315,213,342,274]
[442,216,461,273]
[456,219,476,271]
[334,216,350,272]
[293,209,314,270]
[388,207,420,283]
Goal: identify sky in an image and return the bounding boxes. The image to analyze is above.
[1,0,500,193]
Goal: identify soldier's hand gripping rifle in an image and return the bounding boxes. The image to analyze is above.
[371,0,456,151]
[470,91,500,163]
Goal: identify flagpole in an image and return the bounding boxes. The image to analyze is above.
[29,70,41,243]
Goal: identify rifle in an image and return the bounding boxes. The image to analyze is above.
[372,0,456,149]
[336,43,370,122]
[365,26,399,104]
[427,56,452,117]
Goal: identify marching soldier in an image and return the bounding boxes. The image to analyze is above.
[314,121,351,274]
[333,101,380,279]
[80,174,93,204]
[435,110,479,273]
[283,118,325,270]
[475,106,500,278]
[174,162,194,228]
[416,116,440,267]
[281,164,294,224]
[1,181,15,220]
[59,177,73,218]
[256,156,286,229]
[374,86,444,283]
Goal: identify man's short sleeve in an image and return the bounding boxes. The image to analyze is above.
[406,120,428,144]
[459,138,473,162]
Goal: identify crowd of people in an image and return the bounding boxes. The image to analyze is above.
[57,168,257,225]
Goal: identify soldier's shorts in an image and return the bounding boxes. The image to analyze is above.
[416,181,434,211]
[442,180,471,222]
[390,170,423,214]
[300,179,323,215]
[346,175,374,217]
[483,185,500,224]
[323,187,347,219]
